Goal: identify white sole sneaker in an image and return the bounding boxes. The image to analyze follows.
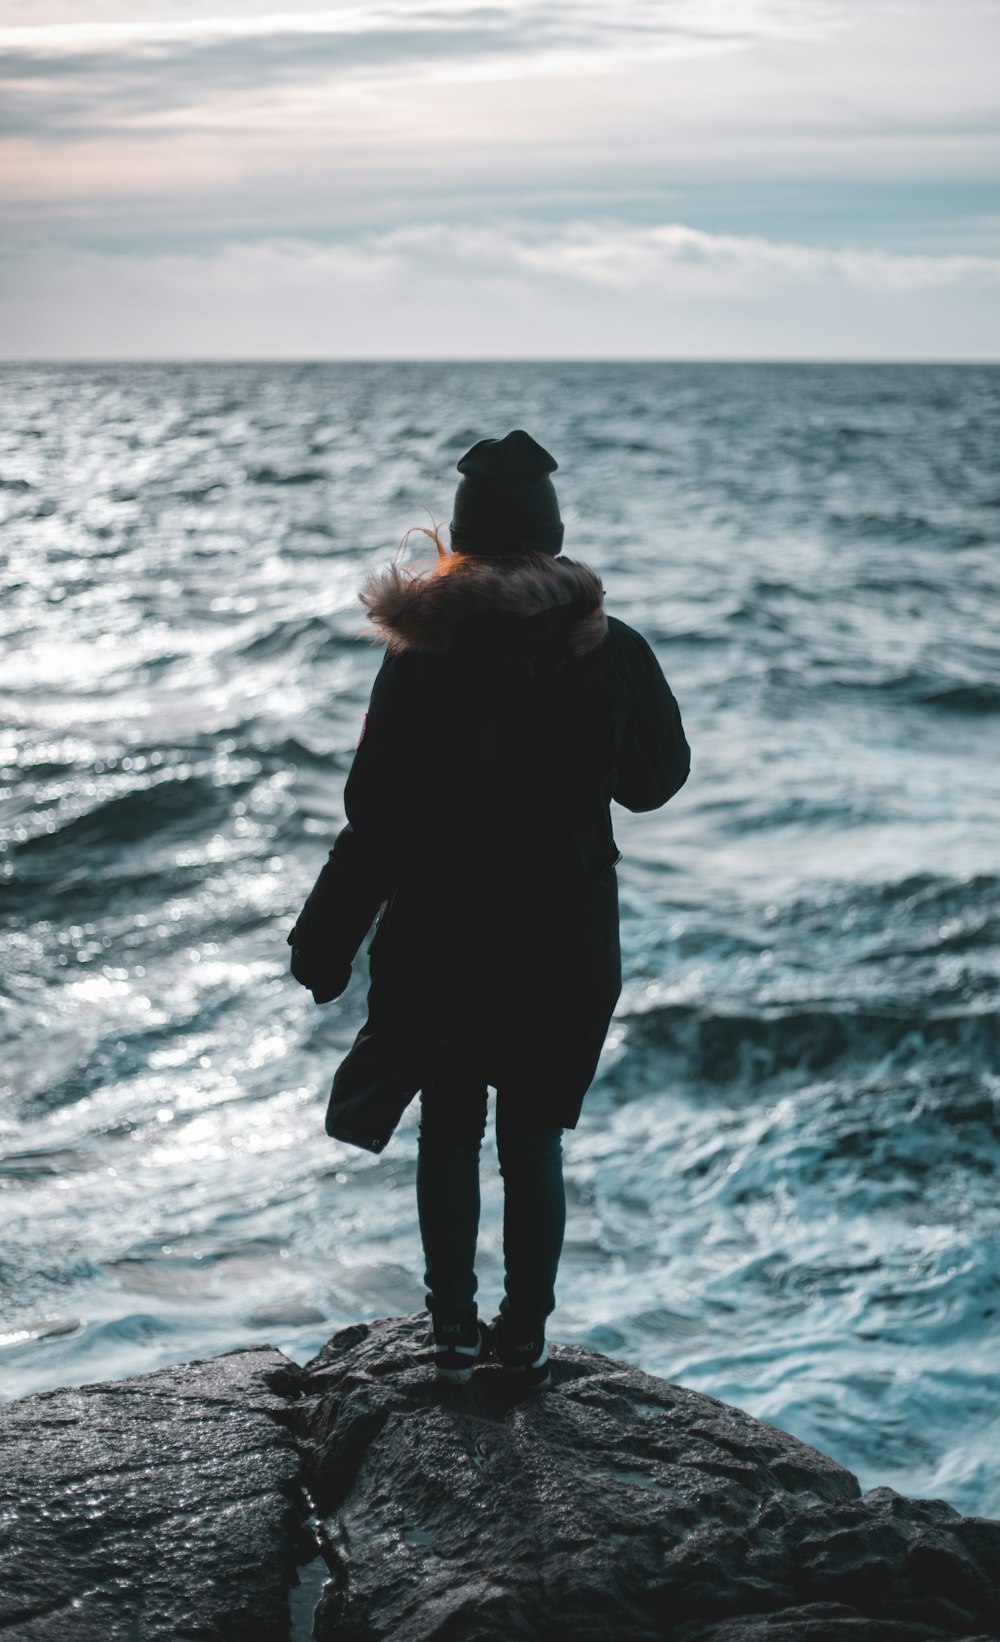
[433,1318,490,1382]
[490,1322,552,1391]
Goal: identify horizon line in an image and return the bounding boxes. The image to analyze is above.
[1,356,998,368]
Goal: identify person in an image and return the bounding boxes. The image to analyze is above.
[287,430,690,1393]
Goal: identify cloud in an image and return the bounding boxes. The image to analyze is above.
[412,220,1000,291]
[0,17,539,143]
[0,1,995,355]
[1,0,995,245]
[0,0,843,56]
[0,0,844,146]
[2,220,997,360]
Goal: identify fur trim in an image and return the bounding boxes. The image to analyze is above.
[359,552,608,660]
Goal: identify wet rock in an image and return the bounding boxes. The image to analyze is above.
[296,1314,1000,1642]
[1,1316,998,1640]
[0,1345,305,1641]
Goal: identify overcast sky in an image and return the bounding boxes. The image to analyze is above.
[1,0,997,358]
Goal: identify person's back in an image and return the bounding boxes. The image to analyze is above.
[288,429,690,1390]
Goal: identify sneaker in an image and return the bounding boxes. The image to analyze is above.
[488,1313,552,1392]
[429,1309,492,1383]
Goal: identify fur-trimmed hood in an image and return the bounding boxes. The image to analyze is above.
[358,552,608,668]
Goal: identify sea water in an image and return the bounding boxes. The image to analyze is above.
[1,361,998,1515]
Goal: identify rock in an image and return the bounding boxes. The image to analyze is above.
[296,1314,1000,1642]
[1,1314,998,1641]
[0,1345,306,1641]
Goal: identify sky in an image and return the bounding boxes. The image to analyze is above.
[0,0,998,358]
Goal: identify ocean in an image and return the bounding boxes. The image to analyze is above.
[1,361,997,1516]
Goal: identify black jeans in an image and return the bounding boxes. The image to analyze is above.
[416,1078,566,1334]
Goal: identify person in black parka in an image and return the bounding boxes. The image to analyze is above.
[288,430,690,1388]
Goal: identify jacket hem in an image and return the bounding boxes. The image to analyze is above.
[325,1121,391,1155]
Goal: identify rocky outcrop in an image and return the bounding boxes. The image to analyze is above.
[1,1313,998,1641]
[0,1346,304,1640]
[296,1315,1000,1642]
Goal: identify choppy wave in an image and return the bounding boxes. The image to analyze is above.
[623,1000,1000,1083]
[245,465,329,486]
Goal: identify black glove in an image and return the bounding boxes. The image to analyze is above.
[287,927,352,1005]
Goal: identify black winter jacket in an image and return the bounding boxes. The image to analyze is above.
[288,551,690,1152]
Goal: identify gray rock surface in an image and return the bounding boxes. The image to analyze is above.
[0,1345,305,1640]
[297,1315,1000,1642]
[1,1314,998,1640]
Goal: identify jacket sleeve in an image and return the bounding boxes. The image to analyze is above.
[612,626,691,813]
[287,650,420,1001]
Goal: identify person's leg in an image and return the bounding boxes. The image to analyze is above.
[495,1094,566,1336]
[416,1077,489,1320]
